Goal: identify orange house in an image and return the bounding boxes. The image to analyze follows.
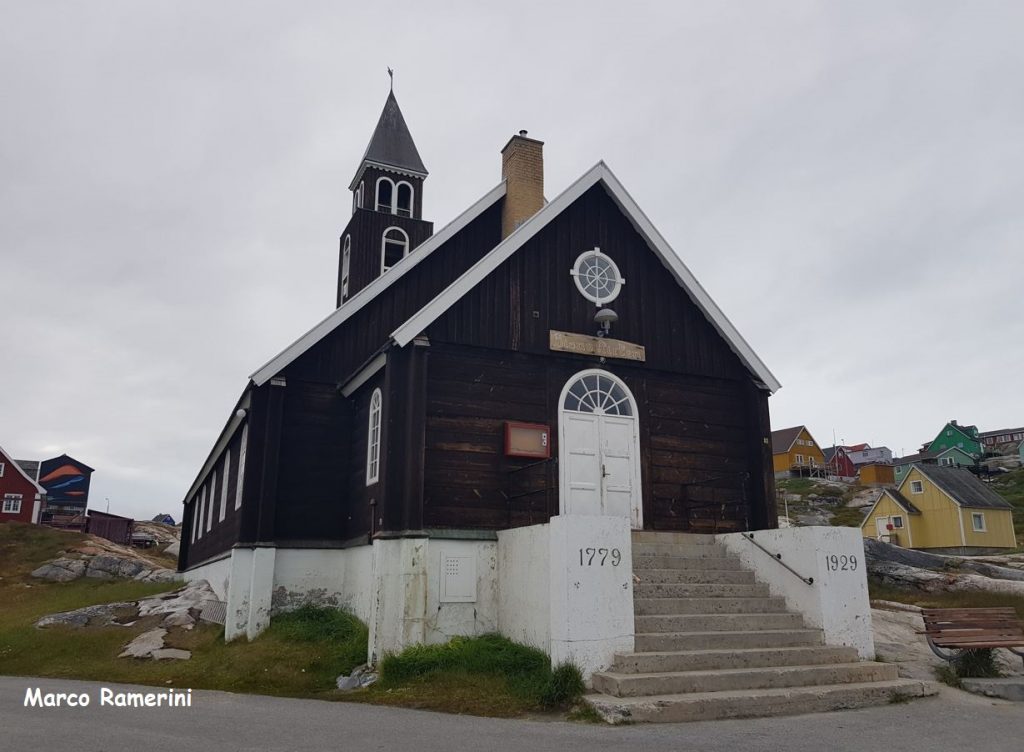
[859,463,895,487]
[771,426,826,477]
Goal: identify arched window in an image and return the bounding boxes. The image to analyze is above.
[375,177,394,213]
[366,388,382,485]
[395,181,413,217]
[562,371,634,416]
[381,227,409,273]
[341,235,351,301]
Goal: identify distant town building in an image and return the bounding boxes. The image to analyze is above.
[926,420,982,459]
[843,444,892,466]
[0,444,46,524]
[771,426,825,477]
[36,455,94,515]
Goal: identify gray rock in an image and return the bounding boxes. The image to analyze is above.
[161,610,196,628]
[117,558,146,578]
[164,541,180,557]
[35,601,135,628]
[336,675,361,690]
[31,558,87,582]
[961,678,1024,701]
[150,648,191,661]
[119,628,167,658]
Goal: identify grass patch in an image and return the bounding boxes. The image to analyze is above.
[830,506,868,528]
[357,634,585,716]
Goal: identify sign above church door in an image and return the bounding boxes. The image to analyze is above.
[549,330,646,362]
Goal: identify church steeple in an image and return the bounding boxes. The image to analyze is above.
[337,86,434,308]
[349,90,428,189]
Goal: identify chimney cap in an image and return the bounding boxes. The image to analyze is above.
[519,129,528,136]
[501,131,545,153]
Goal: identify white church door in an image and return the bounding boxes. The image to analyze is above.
[559,369,643,528]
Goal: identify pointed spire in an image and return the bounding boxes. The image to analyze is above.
[350,89,427,188]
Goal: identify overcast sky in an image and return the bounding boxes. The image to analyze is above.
[2,1,1022,520]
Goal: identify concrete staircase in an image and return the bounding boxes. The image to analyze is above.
[587,531,935,723]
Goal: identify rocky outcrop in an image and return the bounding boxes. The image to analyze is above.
[864,538,1024,582]
[31,554,179,584]
[35,580,219,664]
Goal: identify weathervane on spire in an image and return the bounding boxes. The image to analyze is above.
[387,67,394,91]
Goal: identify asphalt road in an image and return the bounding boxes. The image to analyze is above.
[2,676,1021,752]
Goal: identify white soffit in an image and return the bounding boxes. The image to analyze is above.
[390,162,781,393]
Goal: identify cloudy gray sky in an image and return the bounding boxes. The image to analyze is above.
[2,1,1022,520]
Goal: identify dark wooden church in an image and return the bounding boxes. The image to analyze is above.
[177,88,781,649]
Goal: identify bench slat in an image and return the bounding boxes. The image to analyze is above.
[919,607,1024,650]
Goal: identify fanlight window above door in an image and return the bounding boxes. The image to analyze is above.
[570,248,624,306]
[563,373,632,416]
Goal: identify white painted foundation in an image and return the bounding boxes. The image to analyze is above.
[718,526,875,659]
[182,553,232,600]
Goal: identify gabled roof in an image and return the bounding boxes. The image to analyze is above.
[0,445,46,495]
[41,454,95,473]
[389,162,781,393]
[980,426,1024,439]
[912,465,1012,510]
[350,90,427,188]
[771,426,805,454]
[883,488,921,515]
[250,181,506,386]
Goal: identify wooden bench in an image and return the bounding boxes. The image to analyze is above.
[920,608,1024,667]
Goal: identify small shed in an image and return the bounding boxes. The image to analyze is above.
[87,510,134,546]
[859,463,894,487]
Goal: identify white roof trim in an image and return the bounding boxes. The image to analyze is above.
[340,352,387,397]
[183,391,251,503]
[0,445,47,495]
[390,162,781,393]
[250,180,507,386]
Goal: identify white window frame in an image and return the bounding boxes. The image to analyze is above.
[395,180,414,217]
[570,248,625,306]
[0,462,5,477]
[972,512,986,532]
[381,227,410,273]
[197,487,206,539]
[3,493,22,514]
[910,480,924,494]
[341,235,351,301]
[375,176,395,213]
[366,388,382,486]
[891,515,904,529]
[795,453,804,465]
[235,424,248,510]
[190,496,199,542]
[219,451,230,522]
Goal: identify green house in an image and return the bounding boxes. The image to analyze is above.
[927,420,982,459]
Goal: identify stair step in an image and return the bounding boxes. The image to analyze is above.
[632,531,717,545]
[585,679,937,723]
[635,597,787,616]
[636,629,823,652]
[635,569,756,585]
[634,583,770,598]
[632,543,728,558]
[613,645,860,673]
[633,555,745,571]
[636,612,804,633]
[592,662,899,697]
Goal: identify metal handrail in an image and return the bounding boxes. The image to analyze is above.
[740,532,814,585]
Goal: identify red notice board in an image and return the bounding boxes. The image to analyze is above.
[504,422,551,459]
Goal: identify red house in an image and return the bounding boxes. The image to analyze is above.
[0,444,46,525]
[823,445,857,478]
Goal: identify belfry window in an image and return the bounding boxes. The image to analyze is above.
[341,235,351,301]
[381,227,409,273]
[375,177,394,213]
[396,182,413,217]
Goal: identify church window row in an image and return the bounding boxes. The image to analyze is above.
[375,176,414,217]
[189,427,247,544]
[341,236,352,301]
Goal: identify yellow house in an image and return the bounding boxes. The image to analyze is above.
[861,465,1017,554]
[771,425,826,477]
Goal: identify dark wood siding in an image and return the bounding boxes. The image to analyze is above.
[428,184,748,380]
[179,424,248,568]
[288,200,502,384]
[422,343,771,532]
